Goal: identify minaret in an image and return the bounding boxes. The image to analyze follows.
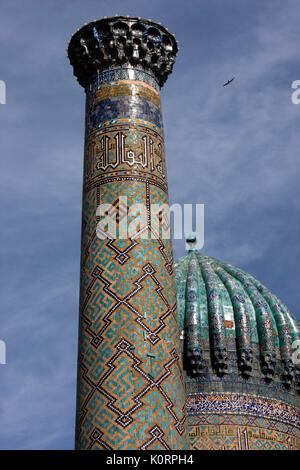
[68,16,188,450]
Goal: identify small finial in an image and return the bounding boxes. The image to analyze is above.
[186,235,197,252]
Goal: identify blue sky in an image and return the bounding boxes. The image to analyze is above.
[0,0,299,450]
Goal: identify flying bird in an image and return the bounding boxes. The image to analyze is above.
[223,77,235,87]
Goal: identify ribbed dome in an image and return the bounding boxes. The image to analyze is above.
[174,238,300,391]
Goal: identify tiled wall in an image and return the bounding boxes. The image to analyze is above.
[75,67,188,450]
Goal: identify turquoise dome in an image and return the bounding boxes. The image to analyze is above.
[174,239,300,392]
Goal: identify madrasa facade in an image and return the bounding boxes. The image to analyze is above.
[67,16,300,450]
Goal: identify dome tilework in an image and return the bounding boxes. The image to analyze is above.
[175,249,300,450]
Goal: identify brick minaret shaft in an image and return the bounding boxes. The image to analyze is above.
[68,16,188,450]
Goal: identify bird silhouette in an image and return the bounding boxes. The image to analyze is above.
[223,77,235,87]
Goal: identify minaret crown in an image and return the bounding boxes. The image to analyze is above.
[68,16,178,89]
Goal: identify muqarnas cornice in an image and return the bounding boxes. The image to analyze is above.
[68,16,179,89]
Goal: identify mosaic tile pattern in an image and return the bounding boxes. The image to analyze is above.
[188,418,299,450]
[187,393,300,450]
[175,242,300,450]
[88,67,160,93]
[69,18,188,450]
[85,91,163,134]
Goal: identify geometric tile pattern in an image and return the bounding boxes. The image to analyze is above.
[74,64,188,449]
